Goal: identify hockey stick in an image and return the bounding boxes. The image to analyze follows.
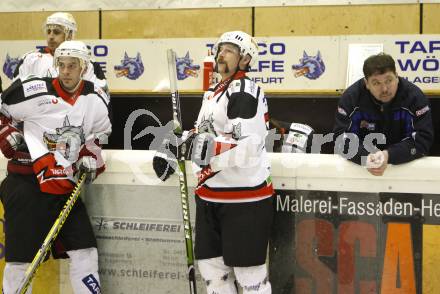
[166,49,197,294]
[16,173,87,294]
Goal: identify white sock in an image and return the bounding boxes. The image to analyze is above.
[198,257,238,294]
[67,248,101,294]
[3,262,32,294]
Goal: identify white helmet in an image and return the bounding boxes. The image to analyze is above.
[44,12,77,40]
[212,31,259,67]
[54,40,90,71]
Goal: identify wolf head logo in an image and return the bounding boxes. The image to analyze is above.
[198,114,216,135]
[176,52,200,80]
[114,52,144,80]
[3,54,21,79]
[292,50,326,80]
[43,116,85,162]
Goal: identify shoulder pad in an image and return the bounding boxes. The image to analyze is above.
[2,77,49,105]
[21,50,49,61]
[227,90,259,120]
[1,79,23,105]
[20,49,40,60]
[21,78,49,99]
[228,78,259,99]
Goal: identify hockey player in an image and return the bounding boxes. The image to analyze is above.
[333,53,433,176]
[13,12,108,93]
[154,31,273,294]
[0,40,111,294]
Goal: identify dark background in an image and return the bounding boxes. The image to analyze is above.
[107,94,440,156]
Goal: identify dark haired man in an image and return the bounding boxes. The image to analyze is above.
[153,31,273,293]
[0,41,111,294]
[333,53,433,176]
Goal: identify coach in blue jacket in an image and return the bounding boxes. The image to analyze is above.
[333,53,434,176]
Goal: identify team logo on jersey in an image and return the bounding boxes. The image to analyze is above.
[232,123,242,140]
[176,52,200,80]
[292,50,326,80]
[2,53,20,79]
[198,114,216,135]
[360,120,376,131]
[114,52,144,80]
[43,116,85,162]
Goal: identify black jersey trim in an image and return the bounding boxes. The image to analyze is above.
[1,77,52,105]
[91,61,106,80]
[201,179,269,192]
[12,59,24,78]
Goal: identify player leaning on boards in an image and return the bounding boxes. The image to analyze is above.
[0,41,111,294]
[13,12,108,94]
[333,53,434,176]
[153,31,274,293]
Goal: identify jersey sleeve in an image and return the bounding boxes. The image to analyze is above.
[387,88,434,164]
[89,90,112,143]
[332,91,370,165]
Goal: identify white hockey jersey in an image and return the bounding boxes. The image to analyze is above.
[194,71,273,203]
[0,77,111,195]
[14,47,108,92]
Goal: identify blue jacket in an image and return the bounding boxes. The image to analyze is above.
[333,77,434,165]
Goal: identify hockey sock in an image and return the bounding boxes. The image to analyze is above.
[198,257,238,294]
[67,248,101,294]
[3,262,32,294]
[234,264,271,294]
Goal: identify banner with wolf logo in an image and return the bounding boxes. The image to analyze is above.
[1,35,440,93]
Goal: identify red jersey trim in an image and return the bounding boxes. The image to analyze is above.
[213,141,237,156]
[195,181,274,201]
[52,79,84,106]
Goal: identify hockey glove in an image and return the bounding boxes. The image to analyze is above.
[270,119,314,153]
[152,131,215,181]
[282,123,314,153]
[76,156,98,184]
[0,124,25,159]
[152,134,179,181]
[185,132,216,168]
[78,139,106,178]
